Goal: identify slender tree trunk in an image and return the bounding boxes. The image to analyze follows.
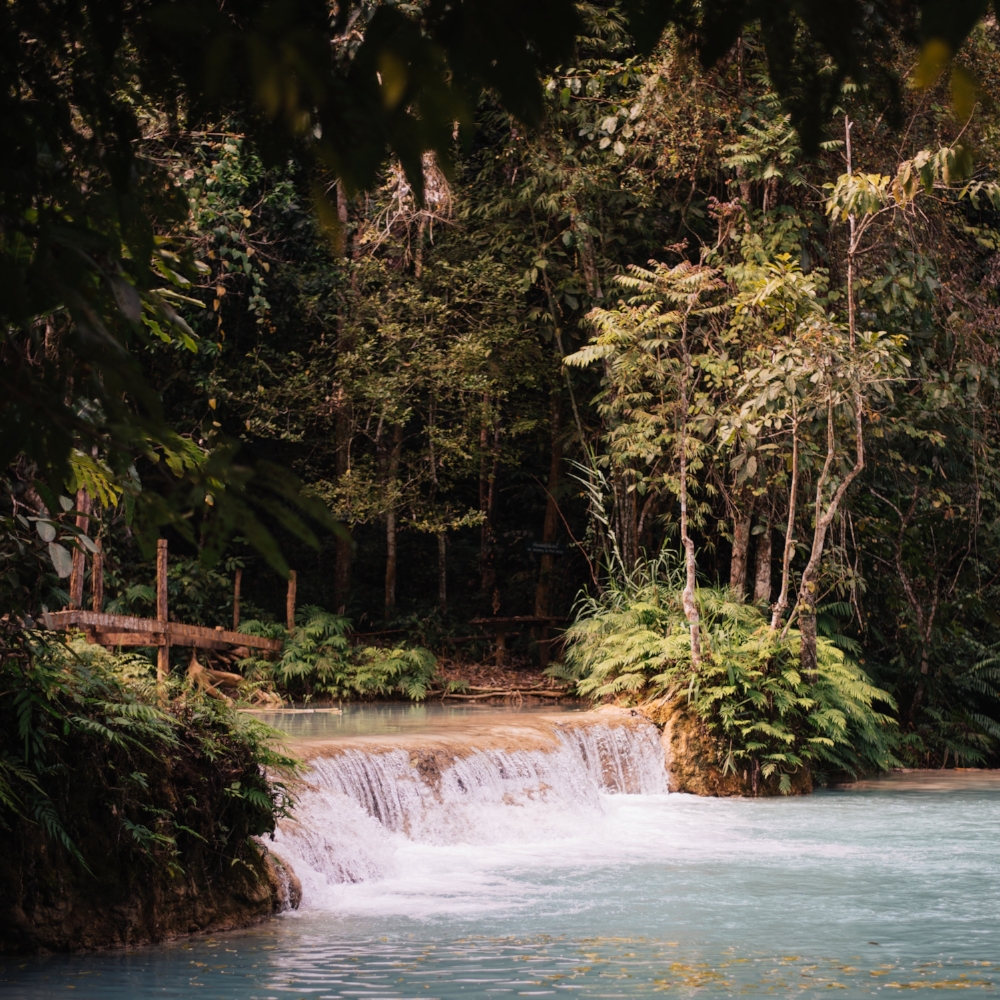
[535,393,562,620]
[286,570,297,632]
[384,425,402,619]
[426,403,449,617]
[730,510,752,598]
[678,317,702,667]
[233,567,242,630]
[437,533,447,615]
[796,396,865,672]
[333,180,353,613]
[332,361,353,615]
[414,215,427,278]
[91,538,104,613]
[68,488,91,609]
[844,115,857,352]
[797,116,864,668]
[753,520,772,604]
[771,417,799,630]
[480,406,500,599]
[333,413,353,613]
[479,396,491,593]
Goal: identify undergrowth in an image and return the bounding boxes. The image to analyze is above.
[0,626,296,874]
[551,555,899,789]
[239,605,438,702]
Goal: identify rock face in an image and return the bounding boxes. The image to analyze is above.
[0,835,299,954]
[645,700,813,797]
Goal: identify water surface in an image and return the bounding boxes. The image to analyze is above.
[3,715,998,999]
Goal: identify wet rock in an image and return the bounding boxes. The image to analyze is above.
[0,831,292,954]
[642,700,813,797]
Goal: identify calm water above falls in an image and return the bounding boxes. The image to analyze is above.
[3,710,999,999]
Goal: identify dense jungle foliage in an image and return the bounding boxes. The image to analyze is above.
[4,0,1000,830]
[0,631,295,883]
[88,9,1000,770]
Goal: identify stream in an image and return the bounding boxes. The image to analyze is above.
[3,704,999,998]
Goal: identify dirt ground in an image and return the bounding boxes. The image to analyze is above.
[432,657,581,704]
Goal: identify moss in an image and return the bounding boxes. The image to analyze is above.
[644,700,813,797]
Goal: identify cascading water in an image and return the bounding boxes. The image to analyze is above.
[272,716,668,900]
[8,706,1000,998]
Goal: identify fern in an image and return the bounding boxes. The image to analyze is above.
[559,558,899,787]
[240,605,438,702]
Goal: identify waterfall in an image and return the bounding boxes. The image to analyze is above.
[272,715,667,900]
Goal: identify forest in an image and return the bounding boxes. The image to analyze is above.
[3,0,1000,928]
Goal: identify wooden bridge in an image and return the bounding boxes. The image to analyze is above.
[48,494,287,689]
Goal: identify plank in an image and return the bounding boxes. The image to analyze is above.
[42,610,282,653]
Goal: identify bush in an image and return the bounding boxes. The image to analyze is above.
[553,562,899,789]
[239,605,438,702]
[0,628,296,873]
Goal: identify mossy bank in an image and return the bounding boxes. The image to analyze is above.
[0,635,299,953]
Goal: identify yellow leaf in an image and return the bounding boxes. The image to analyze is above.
[913,39,951,91]
[378,51,407,110]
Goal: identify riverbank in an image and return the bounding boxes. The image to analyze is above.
[8,719,992,997]
[0,640,300,955]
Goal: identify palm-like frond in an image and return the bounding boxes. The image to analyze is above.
[559,563,898,787]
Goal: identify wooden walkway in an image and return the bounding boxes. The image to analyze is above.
[44,494,288,690]
[41,609,282,655]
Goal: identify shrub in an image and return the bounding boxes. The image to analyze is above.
[0,628,296,872]
[239,605,438,702]
[553,563,898,789]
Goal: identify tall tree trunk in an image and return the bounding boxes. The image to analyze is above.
[771,412,800,629]
[797,114,864,668]
[333,180,353,614]
[426,402,448,617]
[437,533,447,615]
[729,510,752,598]
[753,519,772,604]
[333,410,353,613]
[384,424,402,620]
[613,473,639,570]
[479,401,499,599]
[678,317,702,667]
[535,393,562,620]
[796,395,865,671]
[479,396,490,591]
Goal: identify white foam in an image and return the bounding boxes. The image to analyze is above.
[272,720,668,910]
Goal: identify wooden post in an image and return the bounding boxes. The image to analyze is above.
[156,539,169,694]
[233,567,242,631]
[91,539,103,613]
[286,570,297,633]
[68,489,91,609]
